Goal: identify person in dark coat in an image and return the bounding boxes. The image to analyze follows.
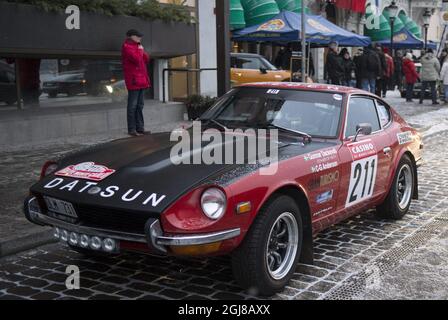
[393,51,404,91]
[274,46,292,70]
[375,44,388,97]
[358,45,381,93]
[340,48,356,87]
[353,49,363,89]
[122,29,151,137]
[324,41,344,85]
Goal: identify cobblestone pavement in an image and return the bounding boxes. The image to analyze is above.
[1,93,448,300]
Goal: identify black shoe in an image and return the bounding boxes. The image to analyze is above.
[128,131,139,137]
[433,102,440,105]
[137,130,151,135]
[419,101,423,104]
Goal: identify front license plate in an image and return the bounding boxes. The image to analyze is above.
[44,196,78,218]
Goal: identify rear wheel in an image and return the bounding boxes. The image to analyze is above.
[231,195,302,296]
[376,155,414,219]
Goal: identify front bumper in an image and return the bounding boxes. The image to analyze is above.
[25,197,240,254]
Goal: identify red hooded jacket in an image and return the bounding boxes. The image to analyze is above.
[121,39,151,90]
[402,58,419,84]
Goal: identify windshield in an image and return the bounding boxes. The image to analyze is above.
[201,88,343,138]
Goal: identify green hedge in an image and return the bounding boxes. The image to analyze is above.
[2,0,192,23]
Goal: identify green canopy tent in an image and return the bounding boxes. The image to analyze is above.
[398,11,421,39]
[382,7,405,34]
[241,0,280,26]
[364,12,392,41]
[230,0,246,30]
[275,0,310,14]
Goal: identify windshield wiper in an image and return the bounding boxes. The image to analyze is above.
[266,124,312,144]
[203,118,229,131]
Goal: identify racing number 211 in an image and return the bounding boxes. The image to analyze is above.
[346,155,378,207]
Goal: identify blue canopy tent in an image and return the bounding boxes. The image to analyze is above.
[232,11,371,47]
[376,27,437,50]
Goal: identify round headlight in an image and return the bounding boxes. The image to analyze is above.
[200,188,226,220]
[60,230,68,242]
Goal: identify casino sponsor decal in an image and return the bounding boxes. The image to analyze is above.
[308,170,339,190]
[316,190,333,204]
[347,139,376,160]
[397,131,413,145]
[43,177,166,207]
[55,162,115,181]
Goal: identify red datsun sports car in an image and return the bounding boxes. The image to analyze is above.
[24,83,422,296]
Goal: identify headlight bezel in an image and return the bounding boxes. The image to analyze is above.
[200,187,227,220]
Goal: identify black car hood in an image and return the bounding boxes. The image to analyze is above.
[31,132,338,214]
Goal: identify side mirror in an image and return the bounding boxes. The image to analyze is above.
[259,67,268,74]
[353,123,372,142]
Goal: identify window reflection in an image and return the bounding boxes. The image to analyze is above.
[0,57,151,110]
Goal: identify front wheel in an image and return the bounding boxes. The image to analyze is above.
[376,154,415,220]
[231,195,302,296]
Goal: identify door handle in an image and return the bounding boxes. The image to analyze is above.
[383,147,391,155]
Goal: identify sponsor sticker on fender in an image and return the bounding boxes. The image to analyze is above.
[55,162,115,181]
[348,139,376,160]
[397,131,413,145]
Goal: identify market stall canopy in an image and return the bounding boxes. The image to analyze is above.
[364,7,391,41]
[241,0,280,26]
[375,27,437,49]
[382,8,405,34]
[398,12,421,39]
[275,0,310,14]
[232,11,371,47]
[230,0,246,30]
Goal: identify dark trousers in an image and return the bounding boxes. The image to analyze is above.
[127,89,145,133]
[406,83,414,101]
[329,77,341,85]
[420,81,438,104]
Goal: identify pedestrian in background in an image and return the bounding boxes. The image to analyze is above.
[324,41,344,85]
[438,48,448,66]
[419,48,440,105]
[358,45,381,94]
[353,48,363,89]
[382,47,395,98]
[393,51,404,91]
[274,46,292,70]
[440,57,448,103]
[340,48,356,87]
[122,29,151,137]
[375,44,387,97]
[402,53,419,102]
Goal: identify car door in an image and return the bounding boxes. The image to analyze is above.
[231,56,272,84]
[336,95,394,214]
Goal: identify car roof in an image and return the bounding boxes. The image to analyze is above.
[238,82,370,95]
[230,52,264,58]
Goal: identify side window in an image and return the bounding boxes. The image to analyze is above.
[376,99,391,127]
[345,97,381,137]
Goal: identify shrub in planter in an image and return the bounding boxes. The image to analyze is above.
[185,95,217,120]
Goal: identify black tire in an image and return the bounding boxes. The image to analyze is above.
[231,195,303,296]
[400,91,405,98]
[376,154,414,220]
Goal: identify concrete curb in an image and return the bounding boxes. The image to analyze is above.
[0,230,57,258]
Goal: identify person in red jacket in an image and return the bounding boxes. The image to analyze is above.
[382,47,395,98]
[122,29,151,136]
[402,53,419,102]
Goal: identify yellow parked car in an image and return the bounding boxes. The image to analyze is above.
[231,53,291,85]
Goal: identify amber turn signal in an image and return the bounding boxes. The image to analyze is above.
[169,242,221,256]
[236,201,251,214]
